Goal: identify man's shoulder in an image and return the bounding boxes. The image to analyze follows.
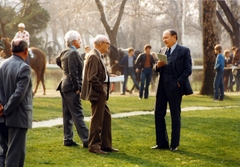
[176,44,189,51]
[1,56,30,70]
[88,49,100,59]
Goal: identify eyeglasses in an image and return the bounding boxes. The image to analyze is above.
[102,41,110,45]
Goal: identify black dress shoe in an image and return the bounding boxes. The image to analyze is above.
[151,145,169,150]
[83,142,88,148]
[102,147,119,152]
[170,147,178,151]
[64,140,79,146]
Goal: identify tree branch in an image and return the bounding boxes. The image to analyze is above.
[113,0,127,34]
[217,0,238,28]
[95,0,111,32]
[216,10,233,36]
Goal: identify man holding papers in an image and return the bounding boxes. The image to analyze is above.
[152,29,192,151]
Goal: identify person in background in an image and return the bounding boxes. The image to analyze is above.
[229,46,237,91]
[14,23,33,63]
[56,30,89,148]
[14,23,30,46]
[117,47,139,95]
[81,35,118,154]
[81,45,91,60]
[135,44,155,99]
[223,50,233,92]
[232,48,240,92]
[213,44,225,101]
[0,39,33,167]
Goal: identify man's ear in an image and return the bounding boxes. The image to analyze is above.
[24,48,29,57]
[10,48,13,54]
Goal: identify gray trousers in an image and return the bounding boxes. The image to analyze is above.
[0,123,27,167]
[60,91,88,145]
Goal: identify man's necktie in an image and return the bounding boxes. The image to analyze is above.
[166,48,171,57]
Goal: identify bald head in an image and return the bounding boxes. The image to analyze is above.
[11,39,28,53]
[11,39,28,60]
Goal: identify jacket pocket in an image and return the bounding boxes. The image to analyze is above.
[88,85,100,101]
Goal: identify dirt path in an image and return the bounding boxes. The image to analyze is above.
[32,106,236,128]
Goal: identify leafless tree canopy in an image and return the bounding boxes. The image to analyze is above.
[3,0,238,57]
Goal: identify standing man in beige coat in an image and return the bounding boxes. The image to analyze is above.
[81,35,118,154]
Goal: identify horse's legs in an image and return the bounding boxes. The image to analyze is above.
[41,77,46,95]
[33,77,40,95]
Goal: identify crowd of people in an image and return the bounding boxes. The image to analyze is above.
[213,45,240,101]
[1,22,240,166]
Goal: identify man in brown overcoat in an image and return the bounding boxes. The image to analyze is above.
[81,35,118,154]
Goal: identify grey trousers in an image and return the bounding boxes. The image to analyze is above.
[0,124,27,167]
[60,91,88,145]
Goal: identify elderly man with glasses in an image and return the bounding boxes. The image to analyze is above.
[81,35,119,154]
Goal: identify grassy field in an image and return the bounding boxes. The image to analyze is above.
[26,108,240,167]
[33,94,240,121]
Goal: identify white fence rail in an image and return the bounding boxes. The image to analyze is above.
[46,64,240,70]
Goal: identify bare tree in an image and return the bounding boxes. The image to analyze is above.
[216,0,240,47]
[95,0,127,47]
[200,0,219,95]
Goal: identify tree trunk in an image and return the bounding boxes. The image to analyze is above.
[0,23,6,37]
[200,0,219,95]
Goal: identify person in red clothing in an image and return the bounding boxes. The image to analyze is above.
[135,44,155,99]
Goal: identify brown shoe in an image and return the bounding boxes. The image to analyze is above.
[102,147,119,152]
[89,149,107,154]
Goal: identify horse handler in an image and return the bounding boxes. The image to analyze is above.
[56,30,89,147]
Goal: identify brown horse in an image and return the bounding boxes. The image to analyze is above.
[0,38,46,95]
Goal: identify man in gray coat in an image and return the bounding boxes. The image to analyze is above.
[56,30,88,147]
[0,39,33,167]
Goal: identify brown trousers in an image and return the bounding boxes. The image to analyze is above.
[88,94,112,150]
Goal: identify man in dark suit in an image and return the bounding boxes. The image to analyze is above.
[135,44,155,99]
[81,35,118,154]
[151,29,192,151]
[0,39,33,167]
[56,30,88,147]
[118,47,139,95]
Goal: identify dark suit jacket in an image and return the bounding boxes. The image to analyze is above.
[0,55,32,128]
[135,53,155,69]
[81,49,110,101]
[118,55,137,74]
[155,44,193,96]
[56,46,83,93]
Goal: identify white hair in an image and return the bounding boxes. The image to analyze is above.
[64,30,80,45]
[93,34,109,44]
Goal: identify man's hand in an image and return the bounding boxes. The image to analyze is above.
[115,60,118,64]
[109,74,117,77]
[136,68,139,73]
[157,61,166,68]
[76,90,80,94]
[0,103,4,116]
[177,82,180,88]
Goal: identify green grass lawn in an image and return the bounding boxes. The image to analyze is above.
[33,94,240,121]
[25,108,240,167]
